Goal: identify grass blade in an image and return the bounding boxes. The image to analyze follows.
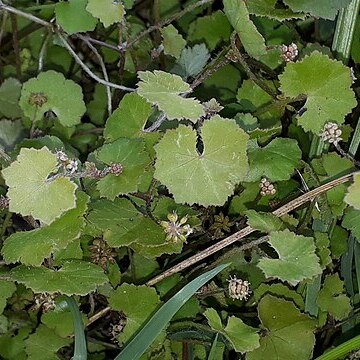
[315,334,360,360]
[65,296,87,360]
[207,333,219,360]
[114,263,229,360]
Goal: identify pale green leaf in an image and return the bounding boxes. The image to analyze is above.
[0,120,25,151]
[104,93,152,141]
[173,44,211,79]
[223,0,267,59]
[109,283,161,343]
[10,261,107,296]
[247,0,306,21]
[1,192,89,266]
[87,198,169,251]
[137,70,205,122]
[279,51,356,133]
[314,232,332,269]
[247,295,316,360]
[345,173,360,210]
[55,0,97,34]
[96,138,151,199]
[161,25,186,59]
[283,0,352,20]
[188,11,232,51]
[1,147,77,225]
[0,280,16,314]
[86,0,125,27]
[258,229,322,285]
[246,210,285,233]
[316,274,352,320]
[19,70,86,127]
[0,78,22,119]
[25,325,70,360]
[154,116,249,206]
[204,308,260,353]
[246,138,301,182]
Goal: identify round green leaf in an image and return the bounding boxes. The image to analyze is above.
[257,229,322,285]
[86,0,125,27]
[10,261,107,296]
[19,70,86,127]
[55,0,97,34]
[1,147,77,225]
[154,116,249,206]
[247,295,316,360]
[160,25,186,59]
[345,173,360,209]
[279,51,356,134]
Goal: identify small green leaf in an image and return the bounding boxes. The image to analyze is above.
[86,0,125,27]
[0,280,16,314]
[25,325,70,360]
[316,274,352,320]
[109,283,161,343]
[173,44,211,79]
[55,0,97,34]
[2,147,77,225]
[96,138,151,199]
[0,120,25,151]
[247,295,316,360]
[342,207,360,238]
[188,11,232,51]
[154,116,249,206]
[10,261,107,296]
[345,173,360,210]
[137,70,205,122]
[87,198,166,248]
[246,138,302,182]
[223,0,267,59]
[0,78,22,119]
[1,192,89,266]
[104,93,152,141]
[161,25,186,59]
[246,210,285,232]
[204,308,260,353]
[19,71,86,127]
[283,0,352,20]
[279,51,356,133]
[258,229,322,285]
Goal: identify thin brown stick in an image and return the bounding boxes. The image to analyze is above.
[146,171,357,286]
[87,306,111,327]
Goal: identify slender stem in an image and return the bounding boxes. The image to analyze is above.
[124,0,213,49]
[56,32,135,92]
[78,34,112,116]
[144,112,167,132]
[80,36,120,52]
[146,171,357,286]
[332,0,360,63]
[38,31,51,73]
[87,306,111,327]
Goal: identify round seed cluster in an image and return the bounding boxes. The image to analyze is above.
[281,42,298,62]
[320,122,342,144]
[227,275,251,301]
[259,178,276,196]
[34,293,57,312]
[89,238,116,270]
[0,195,9,210]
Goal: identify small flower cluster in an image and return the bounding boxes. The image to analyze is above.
[160,211,193,243]
[56,150,78,174]
[227,275,251,301]
[28,92,48,107]
[33,293,57,312]
[203,98,224,117]
[320,122,342,144]
[0,195,9,210]
[84,162,124,179]
[209,212,233,238]
[110,317,127,344]
[259,178,276,196]
[89,238,117,270]
[280,43,298,62]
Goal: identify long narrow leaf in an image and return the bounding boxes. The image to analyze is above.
[115,263,229,360]
[65,296,87,360]
[207,333,219,360]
